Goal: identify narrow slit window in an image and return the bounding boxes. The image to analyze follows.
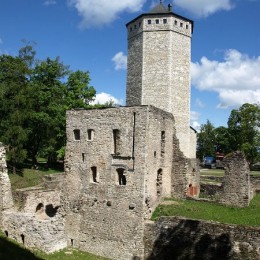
[73,129,80,140]
[186,24,189,29]
[87,129,94,140]
[174,20,178,25]
[113,129,121,154]
[82,153,85,162]
[91,166,98,183]
[117,168,126,185]
[161,131,165,157]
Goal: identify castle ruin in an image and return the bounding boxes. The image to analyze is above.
[0,3,200,259]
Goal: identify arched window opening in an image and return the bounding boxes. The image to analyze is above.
[36,203,44,213]
[45,204,59,217]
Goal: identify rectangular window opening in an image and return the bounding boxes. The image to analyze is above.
[148,19,151,24]
[163,19,167,24]
[161,131,165,157]
[156,19,159,24]
[91,166,98,183]
[73,129,80,140]
[87,129,94,140]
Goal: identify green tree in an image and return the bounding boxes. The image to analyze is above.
[197,120,215,160]
[0,55,30,173]
[213,126,231,155]
[227,103,260,164]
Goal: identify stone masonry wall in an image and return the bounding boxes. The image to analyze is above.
[219,151,252,207]
[126,12,193,158]
[63,106,188,260]
[0,143,14,228]
[144,217,260,260]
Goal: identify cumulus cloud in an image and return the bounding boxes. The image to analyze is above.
[174,0,234,17]
[68,0,146,28]
[90,92,123,105]
[190,111,201,131]
[112,52,127,70]
[44,0,56,6]
[191,49,260,108]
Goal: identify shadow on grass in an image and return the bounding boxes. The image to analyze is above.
[0,236,43,260]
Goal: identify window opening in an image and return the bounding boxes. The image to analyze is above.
[163,19,167,24]
[4,231,8,237]
[87,129,94,140]
[130,27,132,32]
[180,22,183,27]
[117,168,126,185]
[156,19,159,24]
[21,234,25,245]
[73,129,80,140]
[45,204,59,217]
[186,24,189,29]
[161,131,165,157]
[134,24,137,29]
[82,153,85,162]
[113,129,121,154]
[156,169,163,197]
[174,20,178,25]
[71,239,74,247]
[148,19,151,24]
[91,166,98,183]
[36,203,44,213]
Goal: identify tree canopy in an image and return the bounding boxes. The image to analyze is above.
[197,103,260,165]
[0,44,97,172]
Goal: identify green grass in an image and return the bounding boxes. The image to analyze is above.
[9,164,63,191]
[151,194,260,227]
[200,168,260,177]
[0,232,110,260]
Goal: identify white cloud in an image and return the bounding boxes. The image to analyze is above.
[174,0,234,17]
[90,92,123,105]
[191,49,260,108]
[112,52,127,70]
[68,0,146,28]
[190,111,201,131]
[44,0,56,6]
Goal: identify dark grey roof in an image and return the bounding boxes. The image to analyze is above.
[149,3,169,14]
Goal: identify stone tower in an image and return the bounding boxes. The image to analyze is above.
[126,2,194,158]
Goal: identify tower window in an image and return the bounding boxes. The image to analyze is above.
[73,129,80,140]
[113,129,121,154]
[161,131,165,157]
[134,24,137,29]
[117,168,126,185]
[163,19,167,24]
[180,22,183,27]
[156,19,159,24]
[174,20,178,25]
[148,19,151,25]
[87,129,94,140]
[91,166,98,183]
[186,24,189,29]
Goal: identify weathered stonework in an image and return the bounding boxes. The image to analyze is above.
[219,151,252,207]
[0,144,14,228]
[144,217,260,260]
[62,106,199,259]
[126,5,194,158]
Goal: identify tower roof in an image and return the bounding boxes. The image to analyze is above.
[149,3,169,14]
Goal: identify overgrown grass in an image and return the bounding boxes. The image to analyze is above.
[9,163,63,191]
[151,194,260,227]
[0,232,110,260]
[200,168,260,177]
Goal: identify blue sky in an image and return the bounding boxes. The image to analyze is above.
[1,0,260,130]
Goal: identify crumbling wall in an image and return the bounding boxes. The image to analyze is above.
[0,143,14,228]
[171,136,200,199]
[219,151,252,207]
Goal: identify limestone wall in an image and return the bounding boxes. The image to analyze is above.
[144,217,260,260]
[63,106,188,260]
[219,151,252,207]
[126,13,193,158]
[0,143,14,228]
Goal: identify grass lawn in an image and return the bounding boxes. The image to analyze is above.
[200,168,260,177]
[151,194,260,227]
[8,163,63,191]
[0,232,110,260]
